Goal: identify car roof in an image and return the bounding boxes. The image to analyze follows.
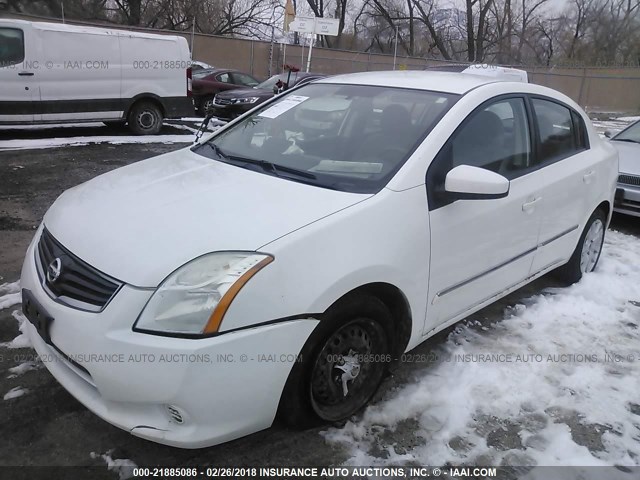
[315,70,503,94]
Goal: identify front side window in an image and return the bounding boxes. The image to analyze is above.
[450,97,532,177]
[613,121,640,144]
[193,83,458,193]
[532,98,578,163]
[0,28,25,67]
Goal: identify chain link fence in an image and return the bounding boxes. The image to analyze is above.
[4,12,640,113]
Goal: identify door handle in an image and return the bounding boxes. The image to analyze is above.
[18,72,35,76]
[583,170,595,184]
[522,197,542,213]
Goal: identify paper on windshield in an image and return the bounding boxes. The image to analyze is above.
[258,95,309,119]
[310,160,383,175]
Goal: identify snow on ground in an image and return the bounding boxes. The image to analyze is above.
[0,135,195,152]
[90,451,137,480]
[7,361,38,379]
[0,281,21,310]
[1,310,32,349]
[324,229,640,469]
[4,386,28,400]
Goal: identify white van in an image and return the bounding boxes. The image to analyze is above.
[0,19,194,134]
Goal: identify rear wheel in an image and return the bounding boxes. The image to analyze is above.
[555,209,606,284]
[197,96,215,115]
[278,294,392,427]
[128,101,163,135]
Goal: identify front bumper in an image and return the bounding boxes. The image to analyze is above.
[614,184,640,217]
[210,102,254,119]
[21,229,318,448]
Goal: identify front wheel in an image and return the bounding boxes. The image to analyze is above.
[278,294,392,427]
[555,209,606,284]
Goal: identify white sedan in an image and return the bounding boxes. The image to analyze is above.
[20,71,617,448]
[607,119,640,217]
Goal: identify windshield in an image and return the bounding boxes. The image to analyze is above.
[193,69,215,79]
[193,83,458,193]
[256,73,303,91]
[613,121,640,143]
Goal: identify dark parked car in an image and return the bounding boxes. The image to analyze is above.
[192,68,261,114]
[210,71,325,119]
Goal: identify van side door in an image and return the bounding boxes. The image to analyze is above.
[0,24,38,123]
[38,28,121,122]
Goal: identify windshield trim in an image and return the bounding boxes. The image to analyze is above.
[194,83,461,194]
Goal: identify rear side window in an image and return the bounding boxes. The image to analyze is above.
[0,28,25,67]
[571,110,589,149]
[532,99,581,163]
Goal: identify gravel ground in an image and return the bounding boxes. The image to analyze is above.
[0,121,638,475]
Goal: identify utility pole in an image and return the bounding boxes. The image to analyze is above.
[393,25,399,70]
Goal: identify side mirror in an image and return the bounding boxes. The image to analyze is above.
[445,165,509,199]
[604,130,613,138]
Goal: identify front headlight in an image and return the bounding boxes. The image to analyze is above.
[135,252,273,335]
[232,97,260,104]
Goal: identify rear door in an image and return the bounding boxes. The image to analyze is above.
[425,96,542,333]
[528,97,594,273]
[39,27,121,121]
[0,24,38,123]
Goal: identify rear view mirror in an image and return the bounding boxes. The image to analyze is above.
[604,130,613,138]
[445,165,509,199]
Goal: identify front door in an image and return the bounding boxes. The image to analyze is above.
[425,96,542,334]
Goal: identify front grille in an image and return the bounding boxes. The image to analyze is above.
[619,174,640,186]
[36,228,121,311]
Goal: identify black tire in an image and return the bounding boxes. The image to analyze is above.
[127,101,163,135]
[102,120,126,128]
[278,293,393,428]
[195,96,215,116]
[554,208,606,284]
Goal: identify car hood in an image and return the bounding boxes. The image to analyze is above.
[44,148,370,287]
[216,87,272,100]
[612,140,640,175]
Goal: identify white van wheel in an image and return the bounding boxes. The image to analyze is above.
[128,101,163,135]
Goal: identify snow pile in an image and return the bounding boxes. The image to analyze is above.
[0,310,32,349]
[324,230,640,468]
[91,451,137,480]
[4,386,28,400]
[0,281,21,310]
[7,361,38,379]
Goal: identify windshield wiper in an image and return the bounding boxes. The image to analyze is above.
[192,142,231,161]
[225,155,317,180]
[192,143,317,181]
